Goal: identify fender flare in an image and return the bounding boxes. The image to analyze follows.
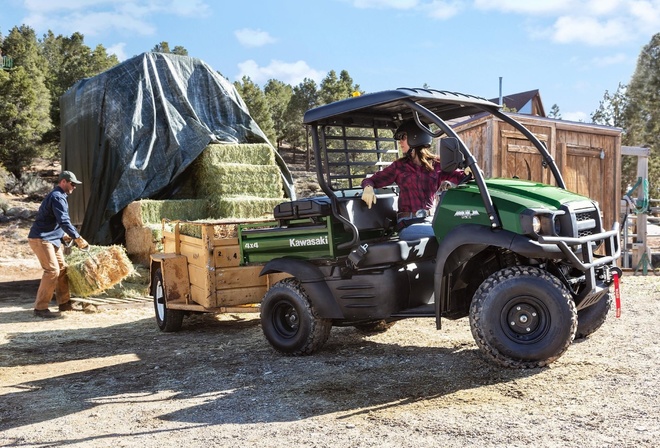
[260,258,344,319]
[434,225,520,327]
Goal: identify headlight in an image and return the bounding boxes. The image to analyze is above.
[520,209,566,237]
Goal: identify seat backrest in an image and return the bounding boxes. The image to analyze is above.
[337,193,397,231]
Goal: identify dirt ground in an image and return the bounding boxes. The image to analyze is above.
[1,191,660,447]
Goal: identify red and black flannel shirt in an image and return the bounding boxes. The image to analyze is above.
[361,158,465,213]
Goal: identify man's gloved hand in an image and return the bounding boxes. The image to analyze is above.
[361,185,376,209]
[62,234,72,244]
[75,237,89,250]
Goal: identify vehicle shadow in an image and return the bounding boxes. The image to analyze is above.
[0,305,540,434]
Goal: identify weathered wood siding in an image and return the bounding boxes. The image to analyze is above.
[454,114,621,229]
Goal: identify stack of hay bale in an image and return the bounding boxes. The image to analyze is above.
[194,143,285,218]
[122,143,286,265]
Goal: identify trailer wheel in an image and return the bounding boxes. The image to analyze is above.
[469,266,577,368]
[261,278,331,355]
[575,293,612,339]
[152,268,184,332]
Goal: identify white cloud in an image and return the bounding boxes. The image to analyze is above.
[234,28,277,48]
[473,0,573,14]
[562,111,589,122]
[106,42,127,60]
[19,0,210,36]
[425,1,463,19]
[236,59,325,86]
[472,0,660,46]
[349,0,418,9]
[551,16,627,46]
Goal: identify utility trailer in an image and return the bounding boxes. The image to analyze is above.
[151,88,622,368]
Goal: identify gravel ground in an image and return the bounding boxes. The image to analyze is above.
[1,262,658,448]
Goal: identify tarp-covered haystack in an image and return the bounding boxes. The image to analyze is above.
[66,246,135,297]
[60,52,295,245]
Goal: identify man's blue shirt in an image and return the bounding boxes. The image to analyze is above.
[28,186,80,247]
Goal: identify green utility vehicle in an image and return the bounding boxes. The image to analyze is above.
[151,88,621,368]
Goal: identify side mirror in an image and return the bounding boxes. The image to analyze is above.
[439,137,465,172]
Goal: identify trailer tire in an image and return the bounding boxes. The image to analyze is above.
[152,268,184,332]
[575,293,612,339]
[261,278,331,355]
[469,266,577,369]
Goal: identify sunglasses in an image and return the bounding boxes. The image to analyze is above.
[394,131,407,141]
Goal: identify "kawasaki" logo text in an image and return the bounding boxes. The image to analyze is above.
[289,236,328,247]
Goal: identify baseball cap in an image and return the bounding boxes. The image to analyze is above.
[59,170,82,185]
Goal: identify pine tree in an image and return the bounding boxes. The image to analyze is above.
[234,76,276,144]
[623,33,660,199]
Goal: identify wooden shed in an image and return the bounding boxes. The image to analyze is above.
[454,113,622,230]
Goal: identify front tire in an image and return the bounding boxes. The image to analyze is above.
[152,268,184,332]
[469,266,577,368]
[261,278,332,355]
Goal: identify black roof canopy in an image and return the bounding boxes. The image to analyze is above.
[303,87,501,128]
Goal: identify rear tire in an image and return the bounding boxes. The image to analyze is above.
[469,266,577,368]
[261,278,332,355]
[575,294,612,339]
[152,268,184,332]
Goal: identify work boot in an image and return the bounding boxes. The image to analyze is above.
[58,301,82,312]
[34,309,62,319]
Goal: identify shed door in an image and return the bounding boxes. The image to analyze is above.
[499,126,553,185]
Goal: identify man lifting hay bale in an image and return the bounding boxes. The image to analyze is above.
[66,245,134,298]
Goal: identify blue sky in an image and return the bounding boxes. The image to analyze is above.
[2,0,659,122]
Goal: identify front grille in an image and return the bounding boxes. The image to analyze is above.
[561,202,602,238]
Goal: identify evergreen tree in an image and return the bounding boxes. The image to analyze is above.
[40,31,119,146]
[264,79,293,148]
[319,69,360,105]
[234,76,276,144]
[0,66,51,177]
[0,26,51,172]
[152,42,188,55]
[285,78,318,151]
[622,33,660,199]
[548,104,562,119]
[591,83,627,128]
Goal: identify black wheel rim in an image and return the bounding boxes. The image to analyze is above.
[500,296,550,344]
[272,301,299,339]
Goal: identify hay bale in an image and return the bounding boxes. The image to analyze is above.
[125,226,155,255]
[122,199,210,227]
[125,224,164,265]
[200,143,276,165]
[66,245,135,297]
[196,163,283,198]
[209,196,284,219]
[122,201,144,228]
[178,221,240,239]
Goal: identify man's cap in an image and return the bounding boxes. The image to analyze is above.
[59,170,82,185]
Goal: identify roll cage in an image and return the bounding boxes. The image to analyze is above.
[302,87,566,249]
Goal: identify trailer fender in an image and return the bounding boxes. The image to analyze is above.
[260,259,343,319]
[150,253,190,304]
